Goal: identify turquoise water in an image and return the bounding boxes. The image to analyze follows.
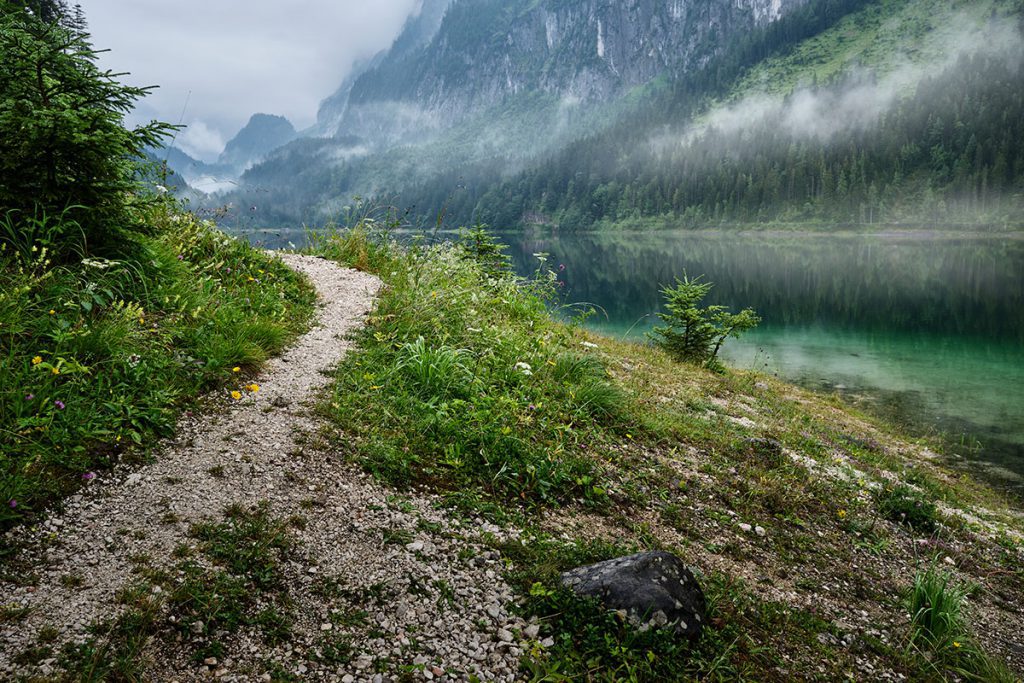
[245,226,1024,488]
[496,229,1024,488]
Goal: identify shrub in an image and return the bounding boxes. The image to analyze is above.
[648,275,759,368]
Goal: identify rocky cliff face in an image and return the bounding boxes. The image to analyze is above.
[312,0,455,138]
[322,0,805,145]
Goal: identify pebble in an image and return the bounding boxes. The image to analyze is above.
[0,257,528,683]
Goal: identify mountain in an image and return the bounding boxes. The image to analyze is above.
[215,0,813,225]
[310,0,455,138]
[217,113,297,172]
[337,0,805,145]
[214,0,1024,229]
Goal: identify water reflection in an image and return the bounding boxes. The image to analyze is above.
[237,225,1024,486]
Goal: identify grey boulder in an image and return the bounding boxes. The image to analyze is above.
[560,551,706,638]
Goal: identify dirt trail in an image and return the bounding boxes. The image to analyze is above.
[1,254,528,682]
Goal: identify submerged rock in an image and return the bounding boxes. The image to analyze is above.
[560,551,706,638]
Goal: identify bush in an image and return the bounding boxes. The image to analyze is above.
[0,4,172,259]
[648,275,759,368]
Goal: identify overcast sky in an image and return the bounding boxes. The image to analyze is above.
[83,0,422,161]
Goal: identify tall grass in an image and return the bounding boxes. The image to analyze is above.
[314,221,631,513]
[906,564,1016,682]
[0,205,315,529]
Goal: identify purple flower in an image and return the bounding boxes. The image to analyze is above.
[528,404,537,411]
[54,400,65,410]
[177,254,184,260]
[25,393,34,401]
[558,264,566,272]
[82,472,96,481]
[7,499,16,508]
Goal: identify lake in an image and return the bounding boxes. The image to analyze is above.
[241,226,1024,489]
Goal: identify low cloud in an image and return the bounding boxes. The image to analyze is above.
[176,120,226,162]
[669,15,1023,150]
[83,0,425,155]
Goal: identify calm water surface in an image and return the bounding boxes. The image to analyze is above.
[242,226,1024,488]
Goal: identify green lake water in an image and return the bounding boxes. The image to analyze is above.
[496,229,1024,489]
[245,226,1024,489]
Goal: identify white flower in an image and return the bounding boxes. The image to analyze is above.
[468,327,483,333]
[155,185,168,194]
[581,341,599,349]
[514,362,533,376]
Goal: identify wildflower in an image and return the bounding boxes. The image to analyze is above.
[25,393,34,401]
[837,509,847,520]
[155,184,168,194]
[177,254,184,260]
[49,309,55,315]
[32,356,42,365]
[514,361,533,376]
[581,341,599,349]
[528,404,537,411]
[127,354,142,368]
[7,499,15,509]
[953,641,961,648]
[231,391,242,400]
[54,400,65,410]
[247,276,255,282]
[232,367,241,373]
[82,472,96,481]
[247,383,260,393]
[52,367,60,375]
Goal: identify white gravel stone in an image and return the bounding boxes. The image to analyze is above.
[0,255,525,682]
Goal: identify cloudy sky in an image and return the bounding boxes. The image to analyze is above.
[83,0,423,161]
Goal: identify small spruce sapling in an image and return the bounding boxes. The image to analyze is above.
[648,275,760,368]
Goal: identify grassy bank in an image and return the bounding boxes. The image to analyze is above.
[0,203,316,530]
[313,222,1023,681]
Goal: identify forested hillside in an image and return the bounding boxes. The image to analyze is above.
[209,0,1024,230]
[468,49,1024,229]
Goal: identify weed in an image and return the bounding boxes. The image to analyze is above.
[876,485,938,532]
[906,563,1015,682]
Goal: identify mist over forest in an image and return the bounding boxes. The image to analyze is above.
[154,0,1024,233]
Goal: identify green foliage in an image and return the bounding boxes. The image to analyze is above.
[906,564,1016,682]
[874,484,938,532]
[648,275,760,367]
[316,222,630,512]
[0,4,173,258]
[458,223,511,278]
[0,206,316,528]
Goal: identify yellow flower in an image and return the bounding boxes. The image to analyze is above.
[231,391,242,400]
[32,356,42,365]
[837,509,847,520]
[232,367,241,373]
[49,309,55,315]
[52,367,60,375]
[247,383,260,393]
[247,276,255,282]
[953,641,961,648]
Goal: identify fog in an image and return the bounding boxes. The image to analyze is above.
[668,16,1023,152]
[83,0,429,161]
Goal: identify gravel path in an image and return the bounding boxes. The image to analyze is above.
[0,254,529,682]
